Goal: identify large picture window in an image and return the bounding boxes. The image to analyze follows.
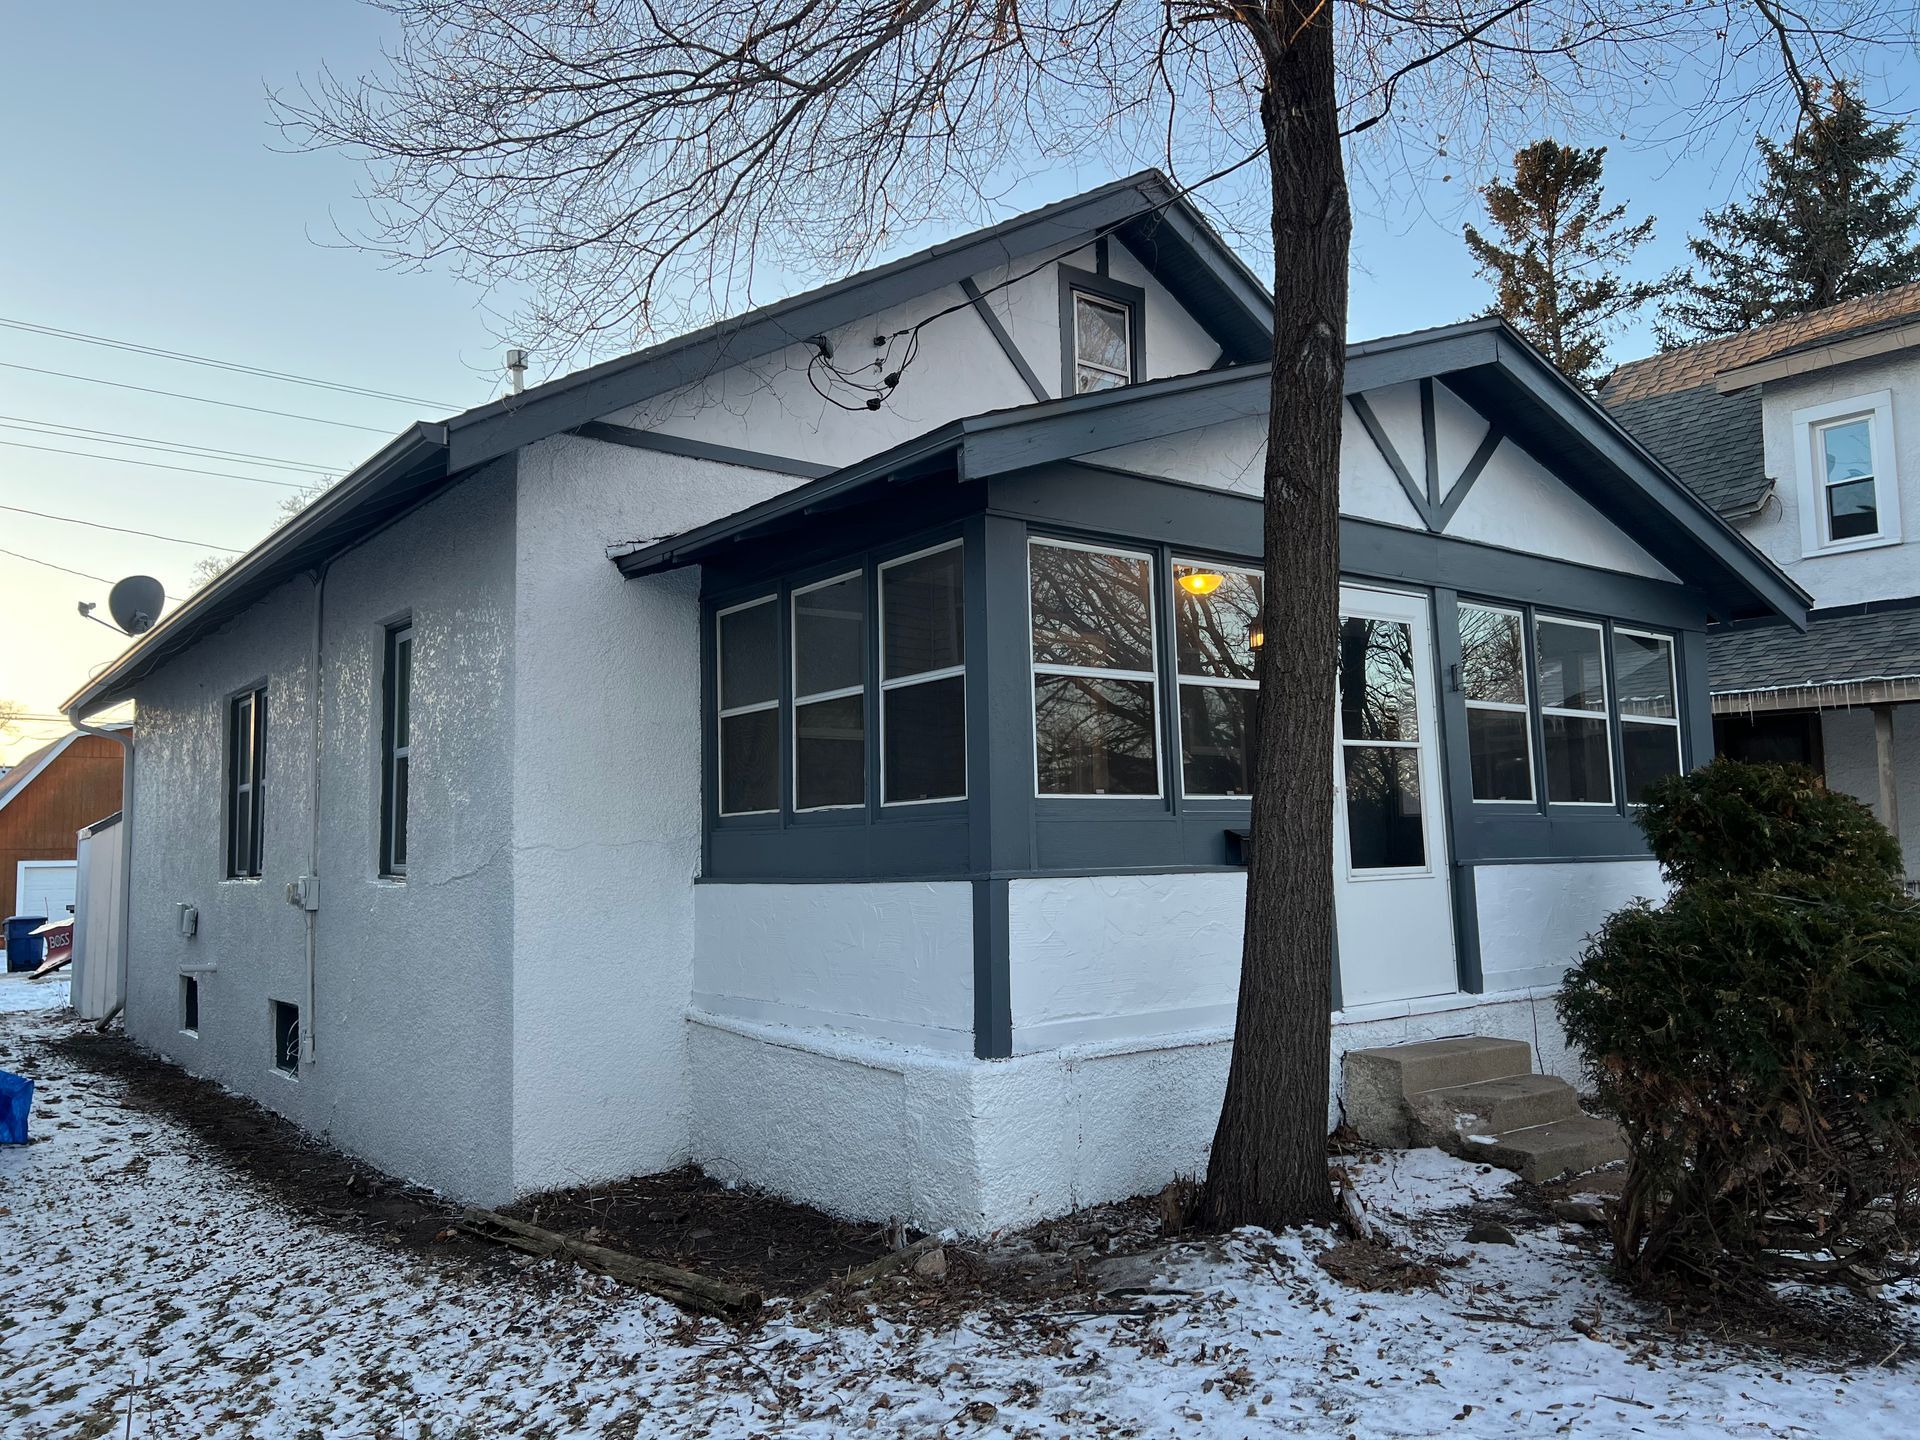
[717,597,780,816]
[1613,628,1682,803]
[1030,539,1161,796]
[792,573,866,811]
[1172,561,1261,797]
[880,543,966,804]
[1535,614,1613,806]
[1457,604,1533,802]
[380,623,412,876]
[227,687,266,878]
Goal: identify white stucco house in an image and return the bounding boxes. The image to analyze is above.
[66,174,1806,1232]
[1605,284,1920,882]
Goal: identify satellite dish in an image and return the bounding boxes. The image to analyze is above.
[108,575,166,635]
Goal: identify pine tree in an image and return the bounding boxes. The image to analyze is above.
[1660,81,1920,343]
[1464,140,1666,389]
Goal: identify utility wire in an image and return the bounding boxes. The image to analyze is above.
[0,437,314,489]
[0,547,186,599]
[0,316,458,409]
[0,416,349,473]
[0,361,397,434]
[0,502,242,552]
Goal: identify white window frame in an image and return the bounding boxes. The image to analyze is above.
[1534,612,1615,808]
[1458,602,1535,805]
[1071,291,1133,391]
[790,570,867,814]
[1028,536,1164,800]
[1171,558,1261,801]
[1793,391,1901,556]
[878,539,968,808]
[1613,625,1683,804]
[715,594,780,817]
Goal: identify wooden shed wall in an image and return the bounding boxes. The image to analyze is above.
[0,735,124,917]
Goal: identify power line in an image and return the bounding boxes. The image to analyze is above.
[0,361,397,434]
[0,316,459,409]
[0,502,243,552]
[0,437,314,489]
[0,416,350,473]
[0,546,184,600]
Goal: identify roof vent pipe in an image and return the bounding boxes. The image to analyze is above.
[506,349,528,395]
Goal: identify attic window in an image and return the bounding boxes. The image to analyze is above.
[1792,392,1901,555]
[1073,293,1132,392]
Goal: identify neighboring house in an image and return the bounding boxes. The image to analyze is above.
[1605,284,1920,880]
[0,729,126,923]
[64,174,1803,1232]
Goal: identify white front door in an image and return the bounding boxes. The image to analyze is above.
[16,860,77,921]
[1332,585,1457,1007]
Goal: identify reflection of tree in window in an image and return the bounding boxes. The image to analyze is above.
[1030,543,1159,795]
[1030,546,1153,670]
[1174,566,1262,796]
[1338,618,1417,743]
[1034,674,1158,793]
[1338,617,1424,869]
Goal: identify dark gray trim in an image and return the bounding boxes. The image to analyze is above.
[1348,393,1432,526]
[1679,628,1714,769]
[572,421,833,479]
[1057,264,1146,395]
[960,278,1049,403]
[1420,379,1442,509]
[1435,424,1503,531]
[1452,864,1485,994]
[972,878,1012,1058]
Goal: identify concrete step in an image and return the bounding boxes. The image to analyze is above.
[1459,1115,1627,1184]
[1415,1072,1583,1137]
[1345,1037,1536,1144]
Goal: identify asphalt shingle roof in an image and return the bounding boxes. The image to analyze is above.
[1605,383,1769,517]
[1709,605,1920,695]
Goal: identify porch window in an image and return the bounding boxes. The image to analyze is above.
[1338,616,1426,868]
[792,573,866,811]
[717,596,781,816]
[1172,561,1262,797]
[880,542,966,804]
[1457,605,1533,802]
[227,687,266,878]
[380,623,412,876]
[1613,628,1682,803]
[1030,539,1160,796]
[1535,615,1613,806]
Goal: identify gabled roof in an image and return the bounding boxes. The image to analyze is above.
[65,172,1272,718]
[1710,601,1920,699]
[615,317,1809,628]
[0,726,127,816]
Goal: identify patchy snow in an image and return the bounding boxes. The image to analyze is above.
[1,1005,1916,1438]
[0,973,66,1014]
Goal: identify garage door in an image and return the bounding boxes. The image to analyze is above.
[16,861,77,921]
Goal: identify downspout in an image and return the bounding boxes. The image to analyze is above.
[301,559,332,1064]
[64,706,133,1029]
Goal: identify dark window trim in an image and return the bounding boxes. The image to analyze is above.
[379,620,412,878]
[225,684,266,879]
[1057,264,1146,395]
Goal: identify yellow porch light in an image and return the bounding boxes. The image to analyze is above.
[1249,629,1264,649]
[1178,570,1224,596]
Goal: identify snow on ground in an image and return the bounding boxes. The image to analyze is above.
[0,973,68,1014]
[2,1003,1916,1439]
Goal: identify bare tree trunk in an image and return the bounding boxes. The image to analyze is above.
[1201,5,1349,1232]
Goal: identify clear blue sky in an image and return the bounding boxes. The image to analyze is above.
[3,4,1916,761]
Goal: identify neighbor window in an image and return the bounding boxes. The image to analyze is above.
[380,621,413,875]
[226,687,266,878]
[1817,416,1879,542]
[717,597,780,816]
[1071,292,1133,392]
[271,1000,299,1075]
[792,572,866,811]
[1795,393,1900,553]
[1173,561,1262,797]
[1535,615,1613,805]
[1613,628,1682,803]
[1030,539,1160,796]
[880,542,966,804]
[1457,605,1533,802]
[180,975,199,1034]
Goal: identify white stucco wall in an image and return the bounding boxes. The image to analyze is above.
[1740,356,1920,607]
[693,881,975,1051]
[1472,859,1665,992]
[1006,873,1242,1051]
[1819,705,1920,879]
[126,462,519,1202]
[1444,438,1676,581]
[507,434,800,1196]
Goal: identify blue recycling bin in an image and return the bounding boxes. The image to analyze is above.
[0,1070,31,1145]
[4,916,47,973]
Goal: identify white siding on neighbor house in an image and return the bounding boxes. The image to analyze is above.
[691,881,975,1051]
[1471,859,1665,992]
[602,242,1225,475]
[1742,354,1920,607]
[125,461,519,1203]
[1820,705,1920,880]
[507,434,800,1197]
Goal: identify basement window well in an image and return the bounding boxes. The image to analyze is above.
[271,1000,299,1076]
[180,975,199,1035]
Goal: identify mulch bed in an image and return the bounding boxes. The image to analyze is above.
[48,1028,907,1297]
